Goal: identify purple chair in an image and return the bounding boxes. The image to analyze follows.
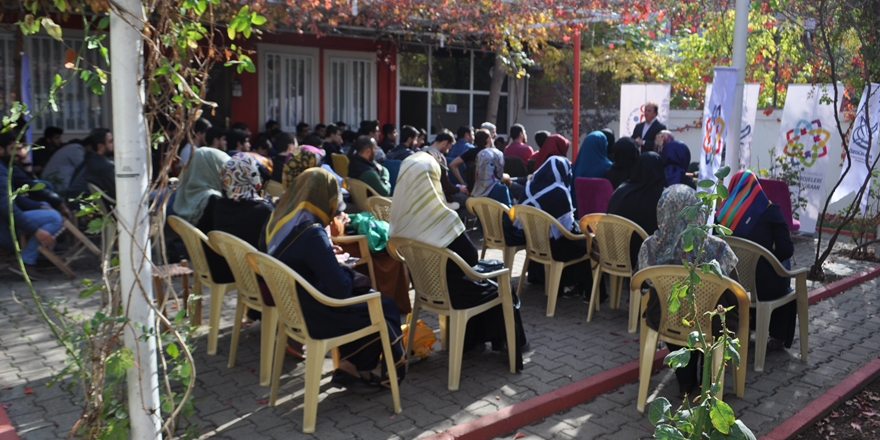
[759,178,801,232]
[574,177,614,218]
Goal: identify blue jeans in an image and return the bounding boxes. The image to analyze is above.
[0,209,64,264]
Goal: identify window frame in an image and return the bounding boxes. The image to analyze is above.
[322,49,377,128]
[257,43,319,133]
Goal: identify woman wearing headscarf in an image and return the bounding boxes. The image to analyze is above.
[603,137,640,189]
[607,152,667,268]
[600,128,616,161]
[512,156,598,299]
[471,146,510,205]
[282,144,323,188]
[661,140,696,189]
[390,152,527,366]
[572,131,611,179]
[170,147,231,276]
[531,134,570,170]
[717,170,795,351]
[260,168,405,393]
[638,184,739,395]
[213,154,274,249]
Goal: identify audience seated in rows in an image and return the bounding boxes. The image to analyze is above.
[504,124,534,163]
[607,152,667,268]
[385,125,418,161]
[261,167,405,393]
[717,170,796,351]
[390,152,527,363]
[530,134,569,170]
[638,184,740,396]
[32,126,64,176]
[41,137,85,195]
[0,132,63,280]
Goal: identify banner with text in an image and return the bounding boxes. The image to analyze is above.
[775,84,838,232]
[698,67,737,183]
[619,84,670,138]
[706,82,760,170]
[830,83,880,213]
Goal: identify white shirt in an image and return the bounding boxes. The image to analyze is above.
[641,119,656,140]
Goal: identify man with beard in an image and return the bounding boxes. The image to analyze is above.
[67,128,116,200]
[347,135,390,197]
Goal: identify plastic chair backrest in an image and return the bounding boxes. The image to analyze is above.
[578,213,604,236]
[383,159,402,191]
[467,197,511,250]
[366,196,392,222]
[167,215,216,286]
[512,204,569,263]
[208,231,265,307]
[246,251,312,340]
[265,180,285,198]
[386,237,453,312]
[632,265,749,342]
[574,177,613,217]
[345,177,378,211]
[591,214,648,274]
[504,156,528,178]
[759,178,799,232]
[332,153,349,178]
[721,235,791,303]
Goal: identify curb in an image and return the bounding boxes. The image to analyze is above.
[426,263,880,440]
[423,350,670,440]
[0,401,16,440]
[760,357,880,440]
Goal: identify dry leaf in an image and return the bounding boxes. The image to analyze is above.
[852,422,862,433]
[24,387,34,395]
[256,399,268,405]
[514,433,525,439]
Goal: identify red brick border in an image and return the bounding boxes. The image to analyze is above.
[760,357,880,440]
[808,265,880,304]
[0,401,17,440]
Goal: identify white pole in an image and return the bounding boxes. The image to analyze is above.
[725,0,750,180]
[110,0,162,438]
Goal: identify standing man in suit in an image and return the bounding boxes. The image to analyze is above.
[631,102,666,154]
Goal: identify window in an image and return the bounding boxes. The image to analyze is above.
[328,57,374,128]
[27,34,110,133]
[263,51,313,132]
[0,34,15,119]
[398,47,509,136]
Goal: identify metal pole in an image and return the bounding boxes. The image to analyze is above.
[725,0,750,180]
[572,26,581,160]
[110,0,162,438]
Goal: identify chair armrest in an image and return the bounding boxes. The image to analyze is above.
[557,227,588,243]
[312,290,382,308]
[331,235,370,256]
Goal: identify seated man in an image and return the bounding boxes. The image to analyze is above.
[40,138,85,194]
[3,138,72,221]
[386,125,418,161]
[347,135,391,197]
[67,128,115,200]
[32,126,64,176]
[0,133,63,280]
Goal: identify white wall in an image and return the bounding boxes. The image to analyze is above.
[508,80,856,219]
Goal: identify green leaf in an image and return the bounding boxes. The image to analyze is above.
[166,342,180,359]
[698,179,715,188]
[174,309,186,324]
[664,347,691,371]
[86,217,105,234]
[725,338,741,366]
[668,293,681,314]
[716,185,729,199]
[705,260,723,279]
[649,398,673,425]
[730,419,757,440]
[714,224,733,236]
[715,165,731,179]
[41,18,63,41]
[251,13,267,25]
[79,282,103,298]
[98,16,110,30]
[654,424,686,440]
[710,400,736,434]
[682,230,694,252]
[106,347,134,378]
[687,331,701,349]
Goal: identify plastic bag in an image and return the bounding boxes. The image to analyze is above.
[348,212,389,252]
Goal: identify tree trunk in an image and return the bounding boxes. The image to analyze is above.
[485,49,506,125]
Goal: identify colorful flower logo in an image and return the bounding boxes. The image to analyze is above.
[783,119,830,168]
[702,105,725,164]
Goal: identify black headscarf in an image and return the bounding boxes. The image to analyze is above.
[604,137,640,189]
[607,152,667,235]
[601,128,616,160]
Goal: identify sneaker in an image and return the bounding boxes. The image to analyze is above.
[560,286,580,299]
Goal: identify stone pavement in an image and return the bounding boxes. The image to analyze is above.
[0,234,877,439]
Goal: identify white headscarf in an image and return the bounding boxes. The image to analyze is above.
[389,152,465,248]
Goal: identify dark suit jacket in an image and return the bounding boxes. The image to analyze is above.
[631,119,667,154]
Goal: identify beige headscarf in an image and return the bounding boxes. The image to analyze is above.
[389,152,464,248]
[264,167,342,254]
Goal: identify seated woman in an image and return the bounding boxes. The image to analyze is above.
[471,142,511,206]
[717,170,795,352]
[261,168,405,393]
[604,137,640,190]
[510,156,599,301]
[572,131,610,179]
[169,148,230,276]
[661,140,696,189]
[390,152,527,366]
[530,134,570,171]
[607,152,667,269]
[638,184,739,395]
[282,144,324,189]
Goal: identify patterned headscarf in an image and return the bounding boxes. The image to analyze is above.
[220,153,262,201]
[471,147,505,198]
[282,145,324,189]
[265,167,343,254]
[717,170,771,238]
[638,184,737,274]
[514,156,577,239]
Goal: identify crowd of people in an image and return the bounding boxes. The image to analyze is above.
[0,102,799,398]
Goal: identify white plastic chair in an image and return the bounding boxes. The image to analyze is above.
[467,197,529,295]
